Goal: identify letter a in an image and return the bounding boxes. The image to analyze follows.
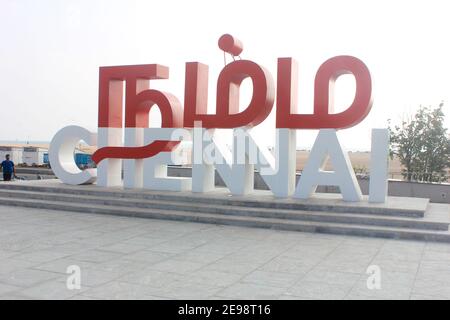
[295,129,362,202]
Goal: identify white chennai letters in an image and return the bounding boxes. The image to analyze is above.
[48,127,389,203]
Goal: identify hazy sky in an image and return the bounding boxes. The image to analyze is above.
[1,0,449,150]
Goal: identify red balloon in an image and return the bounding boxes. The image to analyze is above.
[218,34,243,56]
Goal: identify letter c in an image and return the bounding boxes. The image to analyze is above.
[49,126,97,185]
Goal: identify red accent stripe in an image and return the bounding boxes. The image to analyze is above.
[92,140,180,164]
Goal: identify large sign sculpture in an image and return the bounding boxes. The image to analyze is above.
[49,34,389,203]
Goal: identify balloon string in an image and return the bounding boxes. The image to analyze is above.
[223,52,241,66]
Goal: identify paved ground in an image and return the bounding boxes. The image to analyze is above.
[0,204,450,300]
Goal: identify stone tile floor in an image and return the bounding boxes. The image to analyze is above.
[0,204,450,300]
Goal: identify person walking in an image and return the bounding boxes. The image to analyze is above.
[0,154,15,181]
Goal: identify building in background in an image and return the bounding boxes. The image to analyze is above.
[22,146,48,166]
[0,146,23,164]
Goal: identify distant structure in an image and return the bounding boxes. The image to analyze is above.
[0,146,23,164]
[0,142,101,168]
[22,146,48,166]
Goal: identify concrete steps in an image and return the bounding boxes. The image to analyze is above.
[0,189,446,231]
[0,181,449,242]
[0,183,428,217]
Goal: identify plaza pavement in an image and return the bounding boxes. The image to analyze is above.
[0,204,449,300]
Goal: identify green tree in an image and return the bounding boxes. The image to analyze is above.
[389,103,450,182]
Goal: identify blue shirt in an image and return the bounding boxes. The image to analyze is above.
[1,160,14,174]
